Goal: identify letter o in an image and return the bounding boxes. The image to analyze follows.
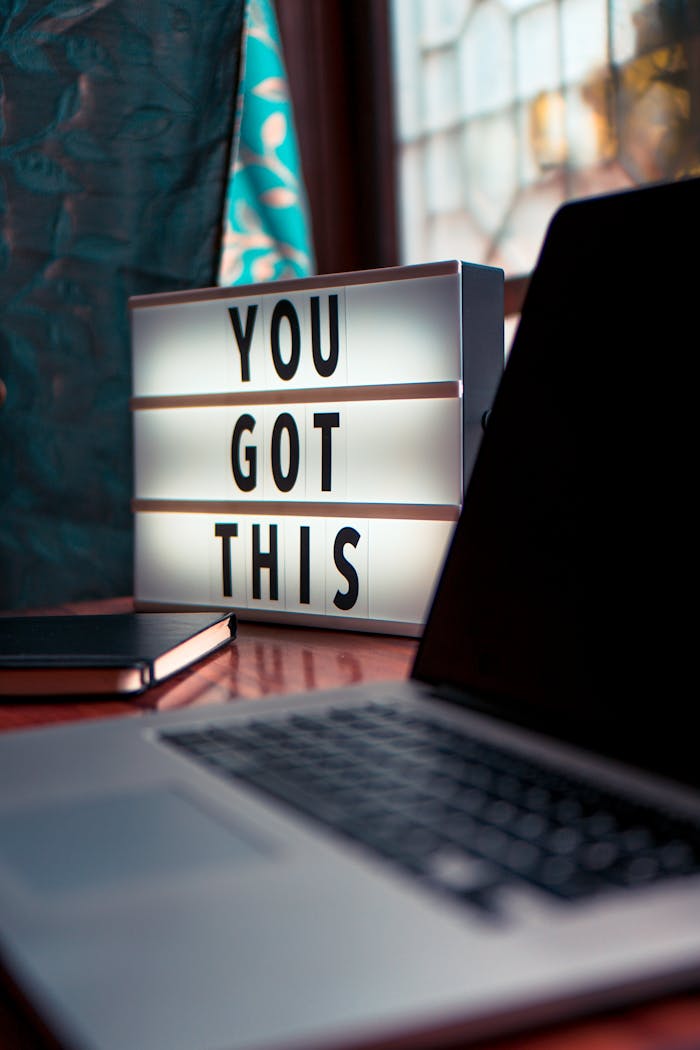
[271,412,300,492]
[271,299,301,381]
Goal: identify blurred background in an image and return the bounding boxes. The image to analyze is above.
[1,0,697,610]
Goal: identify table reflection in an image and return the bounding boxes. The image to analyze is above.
[143,620,417,713]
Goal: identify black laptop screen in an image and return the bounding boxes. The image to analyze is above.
[414,177,697,787]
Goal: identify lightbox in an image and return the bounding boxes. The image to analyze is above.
[129,261,503,635]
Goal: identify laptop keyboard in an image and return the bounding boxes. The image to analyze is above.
[160,701,700,916]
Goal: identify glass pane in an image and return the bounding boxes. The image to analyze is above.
[425,130,464,212]
[421,0,472,46]
[561,0,608,84]
[397,144,428,261]
[462,114,519,235]
[515,2,560,99]
[428,210,488,263]
[458,1,514,117]
[423,46,461,130]
[611,0,643,64]
[516,93,568,187]
[391,0,423,139]
[500,0,543,12]
[564,81,614,168]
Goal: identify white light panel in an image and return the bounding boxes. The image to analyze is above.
[130,261,503,635]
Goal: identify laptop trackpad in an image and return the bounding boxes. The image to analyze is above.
[0,788,269,894]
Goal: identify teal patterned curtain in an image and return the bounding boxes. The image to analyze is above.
[218,0,315,284]
[0,0,313,610]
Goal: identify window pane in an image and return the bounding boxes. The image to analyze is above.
[421,0,472,46]
[393,0,423,138]
[516,2,560,99]
[462,114,519,234]
[424,45,461,129]
[458,2,514,117]
[426,130,464,211]
[561,0,608,84]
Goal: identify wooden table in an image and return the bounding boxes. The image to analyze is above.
[2,599,700,1050]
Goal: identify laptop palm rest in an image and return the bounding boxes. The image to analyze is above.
[0,788,270,895]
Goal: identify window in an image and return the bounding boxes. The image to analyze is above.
[390,0,699,336]
[279,0,698,330]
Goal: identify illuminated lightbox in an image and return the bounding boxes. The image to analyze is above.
[129,261,503,635]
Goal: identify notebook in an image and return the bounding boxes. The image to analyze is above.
[0,612,236,695]
[1,176,699,1050]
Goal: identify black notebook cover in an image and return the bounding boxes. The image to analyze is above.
[0,612,237,696]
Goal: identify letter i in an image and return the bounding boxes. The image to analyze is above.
[300,525,310,605]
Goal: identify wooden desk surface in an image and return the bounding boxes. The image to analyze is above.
[2,599,700,1050]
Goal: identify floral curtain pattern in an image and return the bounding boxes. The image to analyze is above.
[218,0,315,285]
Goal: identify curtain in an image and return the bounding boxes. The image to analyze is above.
[218,0,315,284]
[0,0,313,610]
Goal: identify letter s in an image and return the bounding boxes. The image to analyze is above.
[333,526,360,611]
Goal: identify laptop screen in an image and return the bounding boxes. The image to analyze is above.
[414,177,697,787]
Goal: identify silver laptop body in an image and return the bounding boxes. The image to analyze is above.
[1,177,699,1050]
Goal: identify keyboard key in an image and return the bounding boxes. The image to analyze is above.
[424,848,501,893]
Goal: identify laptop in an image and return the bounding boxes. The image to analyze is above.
[1,176,699,1050]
